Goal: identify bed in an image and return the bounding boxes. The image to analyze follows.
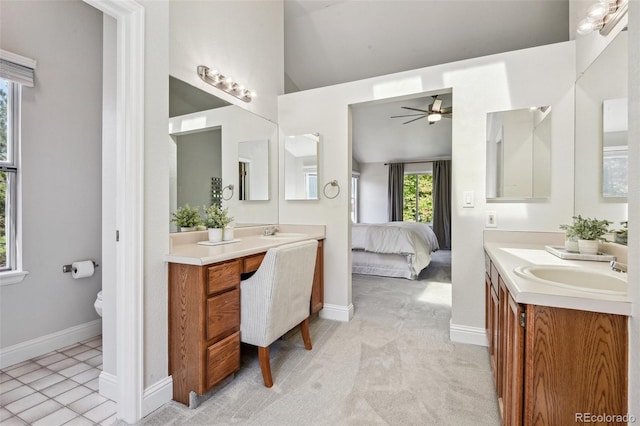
[351,221,440,279]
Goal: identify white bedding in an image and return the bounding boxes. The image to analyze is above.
[351,222,439,279]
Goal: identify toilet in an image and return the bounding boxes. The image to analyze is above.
[94,291,103,317]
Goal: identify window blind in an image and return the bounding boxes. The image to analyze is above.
[0,49,36,87]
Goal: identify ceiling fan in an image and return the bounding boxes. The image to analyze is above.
[390,95,452,125]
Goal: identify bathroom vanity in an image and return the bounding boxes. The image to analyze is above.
[484,234,630,425]
[165,225,325,406]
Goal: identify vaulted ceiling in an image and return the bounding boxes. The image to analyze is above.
[284,0,571,164]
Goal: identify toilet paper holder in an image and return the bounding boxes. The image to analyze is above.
[62,261,99,273]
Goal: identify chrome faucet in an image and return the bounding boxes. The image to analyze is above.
[263,226,279,236]
[610,261,627,273]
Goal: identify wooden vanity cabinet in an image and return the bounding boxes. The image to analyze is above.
[485,254,628,425]
[169,240,324,405]
[168,259,242,405]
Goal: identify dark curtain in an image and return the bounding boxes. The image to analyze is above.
[433,160,451,249]
[387,162,404,221]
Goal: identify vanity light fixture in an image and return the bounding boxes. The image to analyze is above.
[197,65,255,103]
[577,0,627,36]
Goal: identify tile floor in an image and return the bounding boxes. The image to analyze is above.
[0,336,116,425]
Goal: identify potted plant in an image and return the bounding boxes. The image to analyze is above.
[171,204,201,232]
[559,219,579,253]
[203,204,234,242]
[566,215,611,255]
[613,221,627,246]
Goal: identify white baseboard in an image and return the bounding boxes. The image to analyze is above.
[0,319,102,369]
[99,370,118,401]
[143,376,173,417]
[449,321,488,346]
[319,303,354,322]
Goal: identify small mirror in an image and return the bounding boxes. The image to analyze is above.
[284,133,319,200]
[602,98,628,198]
[238,139,269,201]
[486,106,552,200]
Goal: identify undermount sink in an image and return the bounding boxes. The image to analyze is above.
[513,265,627,295]
[261,232,308,239]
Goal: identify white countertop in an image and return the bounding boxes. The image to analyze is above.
[484,241,631,316]
[165,224,325,266]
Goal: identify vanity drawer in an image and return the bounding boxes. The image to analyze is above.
[490,263,499,290]
[206,288,240,342]
[206,331,240,390]
[207,260,241,295]
[243,253,265,273]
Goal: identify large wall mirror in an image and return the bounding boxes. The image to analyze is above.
[575,30,627,223]
[169,77,278,230]
[284,133,319,200]
[486,106,552,200]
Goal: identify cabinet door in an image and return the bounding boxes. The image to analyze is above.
[504,294,524,426]
[488,280,499,382]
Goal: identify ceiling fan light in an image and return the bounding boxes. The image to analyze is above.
[577,18,598,35]
[427,112,442,122]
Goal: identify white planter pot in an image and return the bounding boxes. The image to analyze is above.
[578,239,599,255]
[564,239,579,253]
[223,227,234,241]
[208,228,223,243]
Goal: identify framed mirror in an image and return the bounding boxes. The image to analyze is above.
[486,106,552,200]
[238,139,269,201]
[575,30,627,223]
[284,133,319,200]
[169,77,278,230]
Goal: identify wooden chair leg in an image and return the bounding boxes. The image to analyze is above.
[300,317,312,350]
[258,346,273,388]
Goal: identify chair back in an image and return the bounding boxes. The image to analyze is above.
[241,239,318,347]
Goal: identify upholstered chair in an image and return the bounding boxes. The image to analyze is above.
[240,239,318,387]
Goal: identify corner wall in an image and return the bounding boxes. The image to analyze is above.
[278,42,576,334]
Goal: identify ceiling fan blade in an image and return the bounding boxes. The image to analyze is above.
[390,113,425,118]
[401,106,430,113]
[402,116,426,124]
[441,107,452,114]
[432,99,443,112]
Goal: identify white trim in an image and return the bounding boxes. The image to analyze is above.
[0,270,28,286]
[82,0,146,423]
[449,321,487,346]
[98,370,118,401]
[142,376,174,417]
[0,320,101,369]
[0,49,37,69]
[319,303,354,322]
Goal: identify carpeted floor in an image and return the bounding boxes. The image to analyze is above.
[140,250,500,425]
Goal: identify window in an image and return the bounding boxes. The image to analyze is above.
[403,173,433,223]
[304,170,318,199]
[0,49,34,284]
[0,78,17,272]
[351,172,359,223]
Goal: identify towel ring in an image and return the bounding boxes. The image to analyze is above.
[323,180,340,199]
[222,184,234,201]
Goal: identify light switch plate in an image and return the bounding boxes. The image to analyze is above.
[463,191,474,208]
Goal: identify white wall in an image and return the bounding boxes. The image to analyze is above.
[169,106,279,225]
[0,0,103,348]
[359,163,388,223]
[278,41,576,331]
[625,0,639,419]
[169,0,284,122]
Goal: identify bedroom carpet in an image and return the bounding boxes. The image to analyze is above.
[139,250,500,426]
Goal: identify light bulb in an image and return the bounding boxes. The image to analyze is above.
[427,112,442,122]
[587,2,609,20]
[577,18,597,35]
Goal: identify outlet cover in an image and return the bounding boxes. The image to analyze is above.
[486,211,497,228]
